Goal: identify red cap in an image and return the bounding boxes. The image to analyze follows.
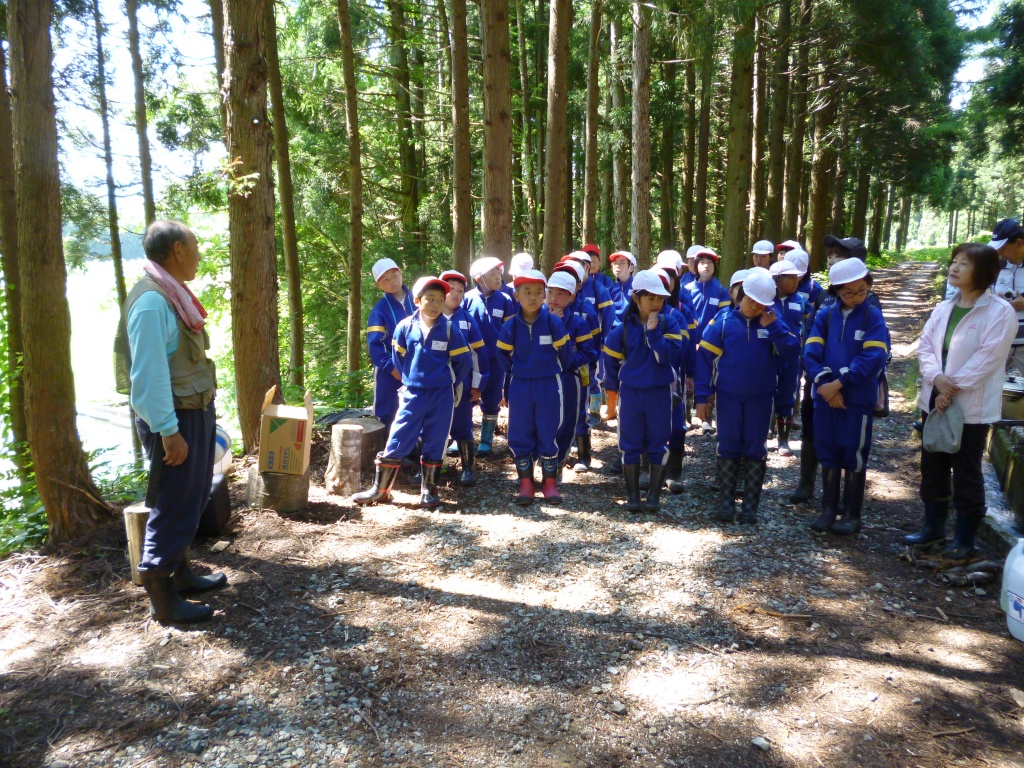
[694,247,720,262]
[439,270,468,285]
[552,264,581,282]
[412,277,452,297]
[512,269,547,288]
[582,243,600,256]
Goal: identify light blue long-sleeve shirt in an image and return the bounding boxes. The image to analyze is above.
[127,290,181,436]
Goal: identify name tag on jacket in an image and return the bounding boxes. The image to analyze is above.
[539,335,553,345]
[432,341,448,351]
[491,308,504,318]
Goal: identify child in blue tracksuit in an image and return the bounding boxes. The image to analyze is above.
[546,271,599,476]
[653,267,694,493]
[354,278,472,509]
[567,251,615,423]
[803,259,889,536]
[440,270,489,486]
[696,268,800,525]
[464,256,516,456]
[686,248,733,346]
[496,270,573,505]
[607,251,636,319]
[366,258,415,429]
[602,270,683,514]
[770,259,812,456]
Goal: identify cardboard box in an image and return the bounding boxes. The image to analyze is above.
[258,386,314,475]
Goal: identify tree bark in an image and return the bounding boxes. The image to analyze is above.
[582,0,602,246]
[564,122,573,251]
[693,51,713,245]
[868,176,885,256]
[541,0,570,271]
[680,59,696,246]
[807,66,838,272]
[783,0,811,238]
[830,124,849,235]
[720,2,756,280]
[659,57,676,250]
[882,181,897,250]
[748,18,768,248]
[610,14,629,250]
[0,32,27,477]
[388,0,418,264]
[481,0,513,264]
[630,1,652,267]
[223,0,281,452]
[762,0,791,245]
[265,1,303,388]
[895,193,912,253]
[126,0,155,225]
[336,0,363,376]
[10,0,109,540]
[208,0,228,145]
[850,155,871,240]
[513,0,537,253]
[451,0,472,274]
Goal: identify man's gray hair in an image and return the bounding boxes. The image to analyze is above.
[143,220,191,263]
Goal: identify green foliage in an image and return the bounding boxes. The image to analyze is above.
[60,182,107,269]
[866,246,955,270]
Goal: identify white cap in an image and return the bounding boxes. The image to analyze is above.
[556,260,587,283]
[743,268,777,305]
[778,239,802,252]
[786,247,810,274]
[372,258,400,282]
[566,250,592,264]
[546,271,577,294]
[829,258,869,286]
[609,251,637,268]
[512,269,547,288]
[470,256,504,279]
[411,276,450,298]
[752,240,774,255]
[632,269,671,297]
[656,249,684,272]
[510,252,534,277]
[770,259,803,277]
[729,269,749,287]
[685,245,705,260]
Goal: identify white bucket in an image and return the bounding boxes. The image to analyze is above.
[1001,538,1024,643]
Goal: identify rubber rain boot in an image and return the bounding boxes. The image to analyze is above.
[588,393,602,429]
[810,467,842,532]
[737,457,767,525]
[353,453,401,506]
[173,549,227,595]
[141,571,213,624]
[540,457,562,504]
[419,460,443,509]
[832,470,866,535]
[515,458,535,505]
[644,462,667,513]
[942,509,983,560]
[622,464,643,513]
[714,456,740,522]
[789,440,818,504]
[457,441,477,486]
[777,417,794,457]
[665,450,685,494]
[446,439,460,457]
[573,432,592,472]
[478,417,497,457]
[602,390,618,421]
[903,499,949,547]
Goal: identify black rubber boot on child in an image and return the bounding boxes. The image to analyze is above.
[457,441,477,486]
[665,450,685,494]
[142,571,213,624]
[353,453,401,505]
[777,417,794,457]
[420,460,443,509]
[737,457,767,525]
[623,464,643,513]
[173,549,227,595]
[789,440,818,504]
[810,467,842,532]
[832,469,866,535]
[714,456,741,522]
[903,499,949,547]
[644,462,667,513]
[573,432,592,472]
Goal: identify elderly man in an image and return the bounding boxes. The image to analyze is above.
[124,220,225,624]
[990,219,1024,374]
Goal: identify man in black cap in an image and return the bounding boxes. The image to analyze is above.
[991,218,1024,373]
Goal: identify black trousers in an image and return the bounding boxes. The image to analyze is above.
[136,401,216,572]
[919,410,989,516]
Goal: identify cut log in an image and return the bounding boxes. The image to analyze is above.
[123,502,149,585]
[325,423,363,496]
[246,464,309,514]
[335,416,386,469]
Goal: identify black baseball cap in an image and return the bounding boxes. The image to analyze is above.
[990,219,1024,250]
[822,234,867,262]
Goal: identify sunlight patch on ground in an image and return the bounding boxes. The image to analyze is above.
[0,642,39,674]
[622,667,726,713]
[643,527,728,567]
[72,638,144,669]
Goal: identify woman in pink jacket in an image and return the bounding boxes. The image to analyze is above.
[907,243,1018,558]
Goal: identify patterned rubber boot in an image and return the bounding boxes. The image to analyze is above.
[737,457,767,525]
[832,469,866,535]
[515,458,535,505]
[810,467,842,532]
[353,453,401,505]
[714,456,741,522]
[540,457,562,504]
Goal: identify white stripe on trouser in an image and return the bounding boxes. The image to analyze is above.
[855,414,868,472]
[661,391,672,465]
[554,375,565,441]
[617,388,625,464]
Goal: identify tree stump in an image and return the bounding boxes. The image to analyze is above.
[123,503,150,586]
[325,423,363,496]
[246,464,309,514]
[335,416,387,469]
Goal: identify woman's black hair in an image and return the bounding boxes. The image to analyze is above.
[950,242,1001,291]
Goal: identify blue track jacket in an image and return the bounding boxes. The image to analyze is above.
[495,305,572,378]
[445,305,490,391]
[602,309,683,390]
[464,287,515,353]
[392,312,472,390]
[687,277,732,343]
[803,301,889,410]
[367,288,415,377]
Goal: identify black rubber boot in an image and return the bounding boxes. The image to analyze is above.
[515,458,535,505]
[573,432,592,472]
[777,418,794,457]
[644,462,668,513]
[714,456,741,522]
[942,509,984,560]
[737,457,767,525]
[352,453,401,506]
[639,457,650,491]
[419,460,443,509]
[173,549,227,595]
[735,458,746,497]
[605,454,623,474]
[141,571,213,624]
[623,464,643,513]
[789,440,818,504]
[665,450,685,494]
[832,469,866,535]
[903,499,949,547]
[810,467,842,532]
[457,441,477,486]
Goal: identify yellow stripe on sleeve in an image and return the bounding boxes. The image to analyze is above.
[496,340,514,351]
[469,340,485,349]
[688,322,697,329]
[699,340,723,356]
[863,340,889,352]
[552,334,570,349]
[449,346,470,356]
[603,346,624,360]
[367,325,386,334]
[393,343,406,354]
[681,329,690,341]
[805,336,825,346]
[665,333,683,341]
[503,315,514,322]
[576,332,594,343]
[597,300,613,309]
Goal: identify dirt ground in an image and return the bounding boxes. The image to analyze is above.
[2,262,1023,768]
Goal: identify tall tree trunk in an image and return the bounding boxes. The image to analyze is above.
[541,0,571,271]
[783,0,811,238]
[564,123,574,251]
[720,2,756,280]
[582,0,602,246]
[388,0,418,264]
[851,155,871,240]
[451,0,472,274]
[601,92,614,252]
[868,177,885,256]
[208,0,228,145]
[514,0,537,253]
[748,18,768,247]
[882,181,897,250]
[630,1,652,267]
[659,57,676,249]
[610,15,629,250]
[807,66,838,271]
[126,0,155,225]
[762,0,791,244]
[481,0,513,263]
[411,9,427,247]
[337,0,363,376]
[830,126,849,235]
[224,0,281,451]
[10,0,109,539]
[0,32,27,477]
[265,2,304,389]
[693,52,713,245]
[435,0,453,242]
[895,193,911,253]
[680,59,696,246]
